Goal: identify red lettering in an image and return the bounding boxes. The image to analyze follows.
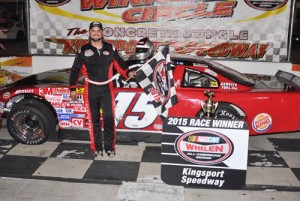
[231,43,249,58]
[185,143,224,152]
[216,43,231,57]
[81,0,155,10]
[67,28,87,36]
[243,44,257,58]
[72,119,84,126]
[258,44,269,58]
[80,0,107,10]
[213,1,236,17]
[194,3,211,18]
[149,88,160,102]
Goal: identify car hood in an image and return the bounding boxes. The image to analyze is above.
[0,68,71,90]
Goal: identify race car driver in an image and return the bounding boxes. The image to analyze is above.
[69,21,135,157]
[135,37,155,64]
[116,37,155,88]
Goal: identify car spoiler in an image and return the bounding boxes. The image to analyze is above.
[275,70,300,91]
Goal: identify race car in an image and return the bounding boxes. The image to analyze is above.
[0,54,299,145]
[0,21,26,41]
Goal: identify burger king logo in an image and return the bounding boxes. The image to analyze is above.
[252,113,272,133]
[175,130,234,165]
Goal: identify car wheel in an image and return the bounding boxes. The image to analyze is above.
[7,99,56,144]
[196,102,243,120]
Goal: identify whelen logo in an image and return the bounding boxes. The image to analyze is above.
[175,130,234,165]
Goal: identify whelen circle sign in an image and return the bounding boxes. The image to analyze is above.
[175,130,234,165]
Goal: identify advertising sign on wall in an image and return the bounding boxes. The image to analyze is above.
[29,0,291,62]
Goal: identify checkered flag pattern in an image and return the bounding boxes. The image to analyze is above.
[135,46,178,119]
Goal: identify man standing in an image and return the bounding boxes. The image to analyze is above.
[69,21,135,156]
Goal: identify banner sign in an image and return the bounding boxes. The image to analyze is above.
[161,117,249,189]
[30,0,291,62]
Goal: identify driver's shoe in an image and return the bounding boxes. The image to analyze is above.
[105,149,116,157]
[96,144,104,157]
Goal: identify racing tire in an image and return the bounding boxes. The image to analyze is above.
[196,102,243,120]
[7,99,56,144]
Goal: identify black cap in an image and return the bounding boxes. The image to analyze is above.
[89,21,103,30]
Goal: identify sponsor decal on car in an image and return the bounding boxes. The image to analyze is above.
[210,81,219,87]
[59,121,71,128]
[56,108,73,114]
[67,95,83,103]
[67,103,83,107]
[175,130,234,165]
[58,114,70,121]
[73,107,87,112]
[2,92,10,99]
[62,94,71,100]
[52,102,67,108]
[76,88,85,95]
[72,118,84,127]
[45,95,63,103]
[14,89,34,94]
[71,113,85,118]
[221,82,237,90]
[252,113,272,133]
[39,88,52,96]
[53,88,69,95]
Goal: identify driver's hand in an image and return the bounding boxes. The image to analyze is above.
[128,71,136,79]
[70,91,78,101]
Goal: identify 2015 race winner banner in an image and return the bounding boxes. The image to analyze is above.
[161,117,249,189]
[30,0,291,62]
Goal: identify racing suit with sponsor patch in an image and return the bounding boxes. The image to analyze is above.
[69,42,129,153]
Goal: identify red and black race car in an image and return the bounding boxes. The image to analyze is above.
[0,54,299,144]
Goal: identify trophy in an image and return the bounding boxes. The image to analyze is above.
[202,90,218,118]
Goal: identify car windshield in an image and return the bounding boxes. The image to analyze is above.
[170,53,255,86]
[201,59,255,86]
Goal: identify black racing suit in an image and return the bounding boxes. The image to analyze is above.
[69,41,129,153]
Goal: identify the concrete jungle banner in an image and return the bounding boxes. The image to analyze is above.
[30,0,291,62]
